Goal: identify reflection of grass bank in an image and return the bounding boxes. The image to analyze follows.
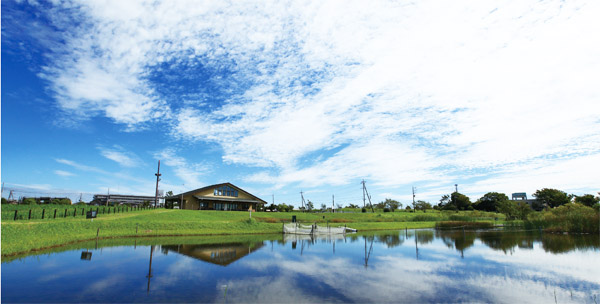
[1,209,502,256]
[434,221,494,230]
[2,234,283,263]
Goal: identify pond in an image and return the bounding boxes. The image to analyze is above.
[2,230,599,303]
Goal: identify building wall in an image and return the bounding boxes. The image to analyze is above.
[193,186,254,200]
[179,184,262,210]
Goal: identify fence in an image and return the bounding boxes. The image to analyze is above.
[2,204,162,221]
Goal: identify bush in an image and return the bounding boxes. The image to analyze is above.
[1,197,7,204]
[22,198,37,205]
[383,208,390,212]
[361,208,366,213]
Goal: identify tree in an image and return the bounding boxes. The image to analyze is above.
[375,201,387,209]
[414,200,432,212]
[277,203,292,212]
[533,188,570,208]
[320,203,327,211]
[382,198,401,211]
[165,191,174,197]
[348,203,359,209]
[53,198,72,205]
[497,200,531,220]
[438,194,450,209]
[574,194,600,207]
[306,200,314,211]
[1,197,8,204]
[497,200,517,220]
[267,203,277,211]
[451,192,471,210]
[22,197,37,205]
[474,192,509,212]
[515,201,532,220]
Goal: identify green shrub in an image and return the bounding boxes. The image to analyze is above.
[525,203,599,233]
[22,198,37,205]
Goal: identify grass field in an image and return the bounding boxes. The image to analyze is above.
[1,207,504,257]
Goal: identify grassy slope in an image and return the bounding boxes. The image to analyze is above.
[1,208,503,256]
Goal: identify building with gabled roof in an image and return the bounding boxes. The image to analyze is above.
[165,182,267,211]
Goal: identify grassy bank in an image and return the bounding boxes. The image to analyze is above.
[524,203,599,233]
[1,208,503,256]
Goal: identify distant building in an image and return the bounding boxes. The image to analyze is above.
[166,183,267,211]
[511,192,527,200]
[92,194,163,206]
[511,192,544,211]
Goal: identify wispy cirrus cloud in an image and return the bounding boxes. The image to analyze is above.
[98,146,141,167]
[54,170,75,177]
[55,158,108,174]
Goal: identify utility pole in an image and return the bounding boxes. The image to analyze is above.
[300,191,305,211]
[412,186,416,210]
[362,180,366,208]
[272,194,275,205]
[455,184,458,193]
[154,160,161,208]
[332,194,334,213]
[362,180,374,213]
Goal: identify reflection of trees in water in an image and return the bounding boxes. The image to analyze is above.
[415,230,434,245]
[541,234,600,254]
[435,230,476,253]
[375,232,404,248]
[438,231,600,254]
[478,232,537,254]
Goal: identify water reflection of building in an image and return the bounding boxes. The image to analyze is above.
[162,242,265,266]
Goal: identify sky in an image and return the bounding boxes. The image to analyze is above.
[2,0,599,207]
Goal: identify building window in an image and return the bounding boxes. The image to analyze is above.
[214,186,239,197]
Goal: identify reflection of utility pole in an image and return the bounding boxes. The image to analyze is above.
[415,231,419,260]
[147,245,155,294]
[364,236,374,268]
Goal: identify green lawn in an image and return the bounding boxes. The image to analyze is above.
[1,208,504,256]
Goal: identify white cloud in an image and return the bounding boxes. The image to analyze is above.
[54,170,75,177]
[26,0,600,199]
[55,158,107,174]
[98,146,141,167]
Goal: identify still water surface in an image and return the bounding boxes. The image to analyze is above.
[2,230,599,303]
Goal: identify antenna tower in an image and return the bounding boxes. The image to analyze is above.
[154,160,161,207]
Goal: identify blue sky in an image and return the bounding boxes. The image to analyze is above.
[2,0,599,207]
